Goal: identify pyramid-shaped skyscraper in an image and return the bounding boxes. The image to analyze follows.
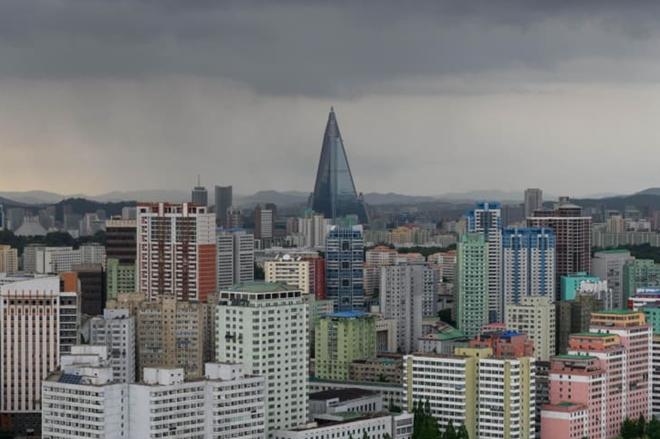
[309,108,369,224]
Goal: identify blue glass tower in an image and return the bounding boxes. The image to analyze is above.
[325,225,365,311]
[310,108,369,224]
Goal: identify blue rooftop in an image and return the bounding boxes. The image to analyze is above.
[327,310,370,318]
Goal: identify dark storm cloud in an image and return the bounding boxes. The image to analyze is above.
[4,1,660,197]
[1,0,660,96]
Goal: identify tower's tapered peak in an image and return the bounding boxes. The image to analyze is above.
[309,108,369,224]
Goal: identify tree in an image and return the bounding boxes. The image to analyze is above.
[648,417,660,439]
[456,424,469,439]
[638,414,647,437]
[443,420,457,439]
[621,417,638,439]
[362,431,369,439]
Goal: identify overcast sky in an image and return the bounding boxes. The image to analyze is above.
[2,0,660,197]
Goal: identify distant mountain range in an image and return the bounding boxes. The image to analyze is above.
[0,188,650,210]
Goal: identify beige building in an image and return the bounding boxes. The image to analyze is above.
[0,245,18,273]
[364,246,398,297]
[505,296,556,361]
[110,294,210,379]
[264,254,311,294]
[349,356,403,384]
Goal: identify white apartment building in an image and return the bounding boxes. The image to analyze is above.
[297,214,331,249]
[379,264,425,354]
[42,350,127,439]
[265,254,311,294]
[29,247,82,273]
[591,249,634,309]
[427,251,456,283]
[404,350,536,439]
[653,335,660,419]
[0,276,80,416]
[80,243,107,267]
[136,202,217,302]
[272,412,413,439]
[216,282,308,433]
[90,308,136,383]
[217,230,255,289]
[504,296,556,362]
[42,356,265,439]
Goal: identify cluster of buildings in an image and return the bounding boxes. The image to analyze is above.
[3,110,660,439]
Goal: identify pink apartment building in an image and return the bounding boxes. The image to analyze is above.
[541,311,651,439]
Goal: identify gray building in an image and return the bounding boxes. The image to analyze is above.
[191,179,208,207]
[214,185,232,228]
[216,229,254,289]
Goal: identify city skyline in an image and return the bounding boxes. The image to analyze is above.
[4,2,660,196]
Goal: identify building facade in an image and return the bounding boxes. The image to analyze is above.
[136,202,216,302]
[528,203,592,297]
[502,227,555,305]
[325,225,365,311]
[217,229,255,290]
[265,254,311,294]
[466,202,502,322]
[505,296,556,361]
[456,233,489,338]
[315,311,376,381]
[216,282,308,432]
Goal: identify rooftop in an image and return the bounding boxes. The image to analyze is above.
[225,281,296,293]
[571,332,613,338]
[593,309,638,315]
[554,354,597,360]
[310,388,378,402]
[326,310,371,319]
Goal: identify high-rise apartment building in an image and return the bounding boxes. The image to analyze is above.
[555,294,604,354]
[364,245,398,297]
[314,311,376,381]
[524,188,543,218]
[216,282,308,432]
[70,263,105,316]
[216,229,254,289]
[427,250,457,283]
[135,296,208,379]
[309,108,369,224]
[41,346,127,439]
[456,233,489,337]
[42,358,266,439]
[254,204,274,240]
[325,225,365,311]
[105,218,137,299]
[541,310,651,439]
[0,245,18,273]
[528,203,592,296]
[297,212,331,248]
[623,258,660,305]
[302,255,326,300]
[592,249,634,309]
[89,308,136,383]
[379,264,426,353]
[80,243,106,267]
[502,227,555,305]
[505,296,556,361]
[404,347,536,439]
[214,185,233,228]
[136,202,216,302]
[265,254,311,294]
[191,176,208,207]
[0,276,80,433]
[466,202,502,322]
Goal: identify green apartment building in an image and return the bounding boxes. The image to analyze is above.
[623,259,660,303]
[456,233,489,338]
[315,311,376,380]
[106,257,136,300]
